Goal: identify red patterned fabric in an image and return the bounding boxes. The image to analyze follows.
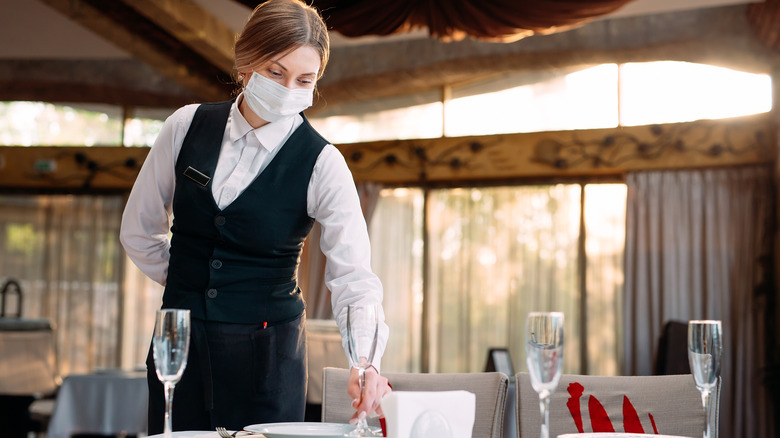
[515,374,707,437]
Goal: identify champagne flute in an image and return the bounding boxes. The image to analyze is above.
[347,304,380,437]
[153,309,191,438]
[526,312,564,438]
[688,320,722,438]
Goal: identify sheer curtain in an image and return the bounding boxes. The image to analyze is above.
[299,182,384,319]
[0,195,124,375]
[367,188,424,372]
[426,185,583,374]
[623,166,775,438]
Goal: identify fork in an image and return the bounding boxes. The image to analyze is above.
[215,426,237,437]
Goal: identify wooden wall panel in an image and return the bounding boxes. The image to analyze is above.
[0,146,148,192]
[337,114,776,184]
[0,114,774,192]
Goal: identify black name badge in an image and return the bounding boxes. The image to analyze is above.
[183,166,211,187]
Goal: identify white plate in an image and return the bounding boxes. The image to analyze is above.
[244,422,356,438]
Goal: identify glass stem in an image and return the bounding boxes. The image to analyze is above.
[163,381,175,438]
[701,388,711,438]
[357,366,369,430]
[539,390,550,438]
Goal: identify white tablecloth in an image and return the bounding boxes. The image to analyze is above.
[146,432,220,438]
[46,370,148,438]
[0,318,58,396]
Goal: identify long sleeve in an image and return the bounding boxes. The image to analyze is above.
[308,145,389,371]
[120,104,199,285]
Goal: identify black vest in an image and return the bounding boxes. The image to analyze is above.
[163,100,328,324]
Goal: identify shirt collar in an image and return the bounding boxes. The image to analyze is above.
[230,94,297,152]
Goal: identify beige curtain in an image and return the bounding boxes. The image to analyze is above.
[299,181,384,319]
[0,195,124,375]
[366,187,424,372]
[623,166,775,438]
[426,185,585,374]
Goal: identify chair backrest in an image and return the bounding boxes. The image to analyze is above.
[655,320,690,375]
[515,372,704,438]
[322,367,509,438]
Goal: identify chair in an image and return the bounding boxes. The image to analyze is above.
[322,367,509,438]
[515,372,705,438]
[654,320,690,375]
[304,319,349,421]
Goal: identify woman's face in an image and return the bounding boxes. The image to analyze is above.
[242,45,321,90]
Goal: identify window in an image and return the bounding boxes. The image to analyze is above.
[444,64,619,136]
[0,195,125,374]
[618,61,772,126]
[370,184,627,375]
[309,91,444,143]
[310,62,772,142]
[0,101,123,146]
[0,101,174,147]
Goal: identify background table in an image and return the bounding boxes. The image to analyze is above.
[0,318,59,396]
[46,370,148,438]
[0,317,59,438]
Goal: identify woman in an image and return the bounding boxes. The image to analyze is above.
[120,0,390,432]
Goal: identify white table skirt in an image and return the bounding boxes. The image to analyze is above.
[0,318,58,396]
[46,370,148,438]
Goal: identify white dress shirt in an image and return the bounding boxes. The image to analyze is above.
[120,96,387,368]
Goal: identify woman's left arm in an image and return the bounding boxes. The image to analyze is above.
[308,145,391,419]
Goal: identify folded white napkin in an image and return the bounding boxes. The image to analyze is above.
[380,390,476,438]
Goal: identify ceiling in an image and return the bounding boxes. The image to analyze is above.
[0,0,774,116]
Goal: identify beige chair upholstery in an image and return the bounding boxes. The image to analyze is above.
[306,319,349,405]
[322,367,509,438]
[516,372,705,438]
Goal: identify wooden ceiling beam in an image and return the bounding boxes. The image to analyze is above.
[0,59,200,108]
[37,0,233,102]
[120,0,237,74]
[0,80,196,108]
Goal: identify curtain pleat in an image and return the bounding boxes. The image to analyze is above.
[0,195,125,375]
[299,181,384,319]
[623,166,775,438]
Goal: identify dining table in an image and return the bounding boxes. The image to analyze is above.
[146,432,223,438]
[45,369,148,438]
[0,317,59,438]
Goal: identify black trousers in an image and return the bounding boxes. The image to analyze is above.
[146,314,307,433]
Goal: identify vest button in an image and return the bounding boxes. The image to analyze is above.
[207,288,218,298]
[214,216,226,226]
[211,259,223,269]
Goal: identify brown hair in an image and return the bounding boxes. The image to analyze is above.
[234,0,330,80]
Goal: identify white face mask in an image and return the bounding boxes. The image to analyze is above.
[243,72,314,123]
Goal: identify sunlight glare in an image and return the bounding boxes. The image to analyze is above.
[619,61,772,126]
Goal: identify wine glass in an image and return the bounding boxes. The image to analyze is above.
[526,312,564,438]
[688,320,722,438]
[152,309,191,438]
[347,304,381,437]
